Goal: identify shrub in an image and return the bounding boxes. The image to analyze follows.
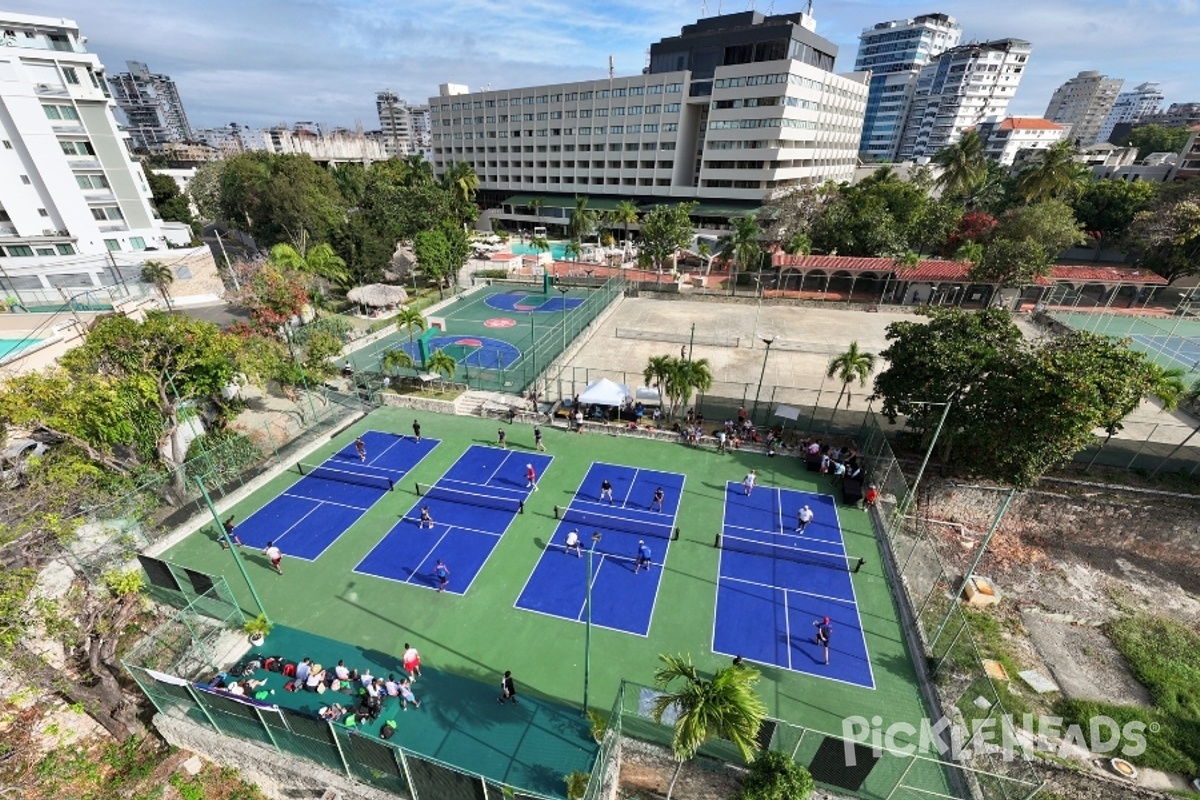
[184,430,263,485]
[738,751,814,800]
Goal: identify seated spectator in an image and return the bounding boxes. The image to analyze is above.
[305,666,325,692]
[360,669,374,689]
[227,681,247,696]
[831,459,847,482]
[808,440,822,456]
[295,657,312,686]
[864,484,879,508]
[319,703,346,723]
[334,660,351,681]
[385,675,401,697]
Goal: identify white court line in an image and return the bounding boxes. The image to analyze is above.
[618,467,640,507]
[439,476,527,497]
[828,497,877,690]
[575,552,608,620]
[783,587,793,670]
[719,574,856,606]
[281,493,370,513]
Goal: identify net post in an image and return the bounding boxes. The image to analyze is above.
[672,527,680,541]
[518,500,525,515]
[853,557,864,573]
[386,478,394,492]
[415,482,423,496]
[554,505,561,520]
[296,463,305,475]
[714,530,722,548]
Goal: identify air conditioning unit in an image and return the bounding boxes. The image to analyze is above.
[56,229,69,236]
[42,228,55,236]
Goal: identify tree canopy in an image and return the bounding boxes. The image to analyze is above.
[639,203,697,271]
[218,152,347,246]
[1123,124,1191,161]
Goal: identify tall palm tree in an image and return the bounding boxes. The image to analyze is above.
[932,130,988,199]
[612,200,640,252]
[426,349,457,391]
[666,356,713,420]
[697,240,714,276]
[392,307,426,348]
[530,235,550,264]
[826,341,877,409]
[643,354,674,412]
[527,197,546,231]
[650,653,766,800]
[568,195,594,250]
[381,347,414,376]
[1014,141,1089,204]
[719,215,761,294]
[402,153,434,186]
[442,160,480,209]
[564,241,582,261]
[141,260,174,310]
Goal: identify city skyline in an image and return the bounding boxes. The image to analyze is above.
[12,0,1195,132]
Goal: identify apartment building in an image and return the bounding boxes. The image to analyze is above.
[108,60,193,153]
[429,10,867,228]
[1097,81,1163,144]
[0,13,203,302]
[897,38,1032,161]
[854,13,961,162]
[1044,70,1123,146]
[978,117,1066,166]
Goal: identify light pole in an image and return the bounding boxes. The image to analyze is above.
[556,281,570,353]
[583,530,602,714]
[750,334,776,425]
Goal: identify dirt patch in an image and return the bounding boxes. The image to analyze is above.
[1021,612,1152,705]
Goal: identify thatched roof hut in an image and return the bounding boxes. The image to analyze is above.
[347,283,409,308]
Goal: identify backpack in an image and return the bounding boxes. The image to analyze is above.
[282,662,297,678]
[284,680,298,692]
[380,721,397,740]
[265,656,284,673]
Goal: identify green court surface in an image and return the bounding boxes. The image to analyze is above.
[1051,310,1200,376]
[346,280,618,391]
[162,408,940,794]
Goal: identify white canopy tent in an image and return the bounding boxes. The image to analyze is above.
[773,405,802,421]
[578,378,631,406]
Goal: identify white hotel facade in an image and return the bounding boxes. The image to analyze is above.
[0,12,198,304]
[428,11,867,229]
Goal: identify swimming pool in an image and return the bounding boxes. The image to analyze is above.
[0,337,44,360]
[510,241,570,259]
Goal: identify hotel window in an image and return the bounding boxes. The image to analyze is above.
[3,245,34,257]
[473,101,482,108]
[37,207,48,215]
[648,85,663,94]
[598,89,609,98]
[36,247,56,257]
[486,99,495,107]
[567,92,578,101]
[91,206,123,221]
[629,86,643,96]
[628,106,642,115]
[643,124,658,132]
[62,66,80,84]
[580,91,593,100]
[523,96,535,104]
[612,88,625,97]
[610,126,623,134]
[130,236,146,250]
[104,239,120,251]
[611,108,624,116]
[56,244,75,255]
[537,95,548,103]
[579,127,591,134]
[594,127,606,135]
[626,125,640,133]
[498,99,507,107]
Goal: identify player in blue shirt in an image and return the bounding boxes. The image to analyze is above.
[635,540,652,574]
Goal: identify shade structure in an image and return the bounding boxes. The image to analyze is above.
[578,378,631,406]
[347,283,409,307]
[773,404,802,421]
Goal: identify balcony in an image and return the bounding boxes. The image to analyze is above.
[0,225,18,237]
[34,83,71,98]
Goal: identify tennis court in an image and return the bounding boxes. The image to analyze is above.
[232,431,438,560]
[714,482,873,688]
[353,445,554,594]
[1051,310,1200,375]
[513,463,685,636]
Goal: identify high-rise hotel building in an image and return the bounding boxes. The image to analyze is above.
[428,10,868,227]
[854,13,961,162]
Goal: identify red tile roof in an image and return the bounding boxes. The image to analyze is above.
[772,254,1167,285]
[997,117,1065,131]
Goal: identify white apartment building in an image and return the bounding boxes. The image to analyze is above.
[0,12,200,302]
[108,60,192,153]
[855,13,961,162]
[897,39,1031,162]
[429,10,867,228]
[978,117,1066,166]
[1097,81,1163,144]
[1044,70,1123,147]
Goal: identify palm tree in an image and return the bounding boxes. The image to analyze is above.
[527,197,546,231]
[141,260,174,310]
[1089,363,1186,471]
[826,341,877,409]
[426,349,457,391]
[697,240,714,276]
[564,241,582,261]
[442,160,480,209]
[643,354,674,413]
[651,654,766,800]
[1014,141,1089,204]
[719,215,761,294]
[268,242,350,286]
[568,195,594,251]
[392,307,426,348]
[613,200,640,253]
[932,130,988,199]
[402,153,434,186]
[530,235,550,264]
[381,347,414,376]
[666,357,713,420]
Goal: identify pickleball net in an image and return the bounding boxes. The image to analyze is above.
[416,483,525,514]
[554,505,678,540]
[717,533,864,573]
[296,462,395,491]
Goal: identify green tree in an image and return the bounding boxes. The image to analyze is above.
[612,200,640,250]
[401,153,435,186]
[1124,124,1191,161]
[529,234,550,262]
[527,197,546,228]
[440,220,470,289]
[664,356,713,419]
[973,200,1086,285]
[826,341,877,409]
[140,260,175,309]
[1014,141,1090,204]
[441,160,480,222]
[651,654,767,800]
[145,168,194,228]
[426,349,457,390]
[268,241,351,286]
[381,347,414,376]
[643,354,674,406]
[933,130,988,199]
[1072,178,1157,241]
[970,238,1051,286]
[567,195,595,251]
[393,307,427,349]
[738,751,815,800]
[330,163,368,208]
[218,151,348,246]
[564,240,582,261]
[1125,184,1200,283]
[720,215,762,292]
[414,228,452,299]
[235,261,311,333]
[809,173,929,257]
[640,202,697,272]
[187,159,226,221]
[332,212,395,286]
[760,183,824,245]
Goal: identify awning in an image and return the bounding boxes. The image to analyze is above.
[578,378,631,406]
[644,201,762,218]
[773,405,802,421]
[502,194,639,212]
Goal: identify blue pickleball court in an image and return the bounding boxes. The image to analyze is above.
[232,431,439,561]
[514,462,686,636]
[713,482,874,688]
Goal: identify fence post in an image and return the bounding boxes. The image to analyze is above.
[253,707,281,752]
[396,747,420,800]
[328,724,355,779]
[1125,425,1157,470]
[184,684,224,734]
